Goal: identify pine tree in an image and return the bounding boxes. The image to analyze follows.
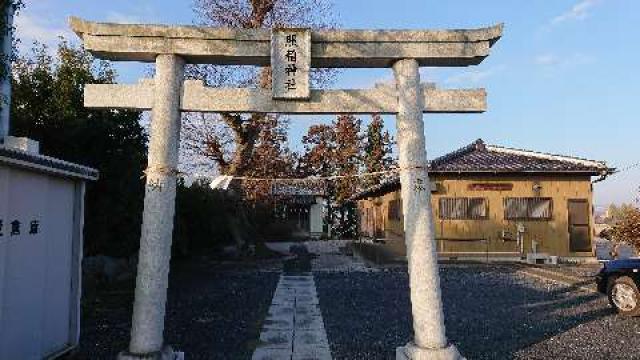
[333,115,362,238]
[363,114,396,186]
[334,115,362,203]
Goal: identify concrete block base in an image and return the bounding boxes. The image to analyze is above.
[117,346,184,360]
[396,342,465,360]
[2,136,40,154]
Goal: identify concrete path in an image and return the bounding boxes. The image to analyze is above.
[252,274,332,360]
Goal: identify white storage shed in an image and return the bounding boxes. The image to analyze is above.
[0,145,98,359]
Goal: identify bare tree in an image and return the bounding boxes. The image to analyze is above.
[182,0,337,177]
[610,205,640,257]
[181,0,337,249]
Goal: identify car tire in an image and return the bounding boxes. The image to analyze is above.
[607,276,640,317]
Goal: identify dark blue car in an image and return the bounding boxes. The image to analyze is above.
[596,259,640,316]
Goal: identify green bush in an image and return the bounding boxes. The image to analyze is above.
[173,179,234,256]
[11,42,147,257]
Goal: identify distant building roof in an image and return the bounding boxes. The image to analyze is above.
[351,139,614,201]
[431,139,612,174]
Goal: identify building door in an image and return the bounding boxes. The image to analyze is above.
[365,208,373,237]
[374,206,385,238]
[361,207,374,238]
[568,199,591,252]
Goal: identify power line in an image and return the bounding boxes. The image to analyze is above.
[613,162,640,175]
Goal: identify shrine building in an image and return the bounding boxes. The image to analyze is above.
[352,139,614,263]
[270,181,326,240]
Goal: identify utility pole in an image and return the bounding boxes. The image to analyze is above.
[0,1,15,139]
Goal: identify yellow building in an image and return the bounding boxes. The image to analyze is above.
[354,139,613,262]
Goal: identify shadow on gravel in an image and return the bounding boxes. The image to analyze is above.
[545,279,598,295]
[283,244,315,274]
[74,257,280,360]
[315,264,616,360]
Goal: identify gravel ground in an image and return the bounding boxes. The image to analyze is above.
[539,263,604,280]
[75,258,280,360]
[73,251,640,360]
[316,264,639,360]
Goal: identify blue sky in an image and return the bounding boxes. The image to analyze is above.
[13,0,640,206]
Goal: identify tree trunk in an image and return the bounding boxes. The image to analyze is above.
[221,113,264,250]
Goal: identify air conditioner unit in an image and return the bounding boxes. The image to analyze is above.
[526,253,555,265]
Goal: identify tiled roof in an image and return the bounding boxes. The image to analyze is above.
[0,146,99,180]
[430,139,611,174]
[351,139,614,201]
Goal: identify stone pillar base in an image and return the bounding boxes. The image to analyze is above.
[117,346,184,360]
[396,342,465,360]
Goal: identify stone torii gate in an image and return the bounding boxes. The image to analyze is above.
[70,17,502,360]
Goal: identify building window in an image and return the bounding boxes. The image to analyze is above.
[504,197,553,220]
[439,197,488,220]
[388,199,402,220]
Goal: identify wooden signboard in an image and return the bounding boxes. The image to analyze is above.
[271,181,326,196]
[271,28,311,100]
[468,183,513,191]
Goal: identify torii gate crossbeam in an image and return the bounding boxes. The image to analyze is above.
[70,17,503,360]
[85,80,487,114]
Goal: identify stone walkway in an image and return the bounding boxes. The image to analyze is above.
[252,274,332,360]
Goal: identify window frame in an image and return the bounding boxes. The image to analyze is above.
[503,197,553,221]
[438,197,489,220]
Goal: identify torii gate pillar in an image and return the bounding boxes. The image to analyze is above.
[394,59,463,360]
[118,54,185,360]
